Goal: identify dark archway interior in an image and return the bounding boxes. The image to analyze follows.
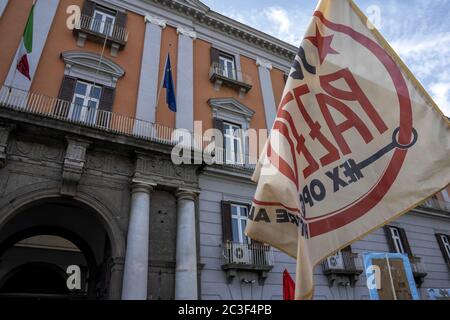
[1,262,68,294]
[0,198,113,300]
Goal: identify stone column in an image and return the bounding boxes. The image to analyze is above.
[175,27,196,132]
[175,189,198,300]
[4,0,59,91]
[256,58,277,131]
[134,15,166,133]
[121,180,155,300]
[0,0,8,18]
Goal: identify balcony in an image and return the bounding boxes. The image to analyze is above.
[0,86,177,146]
[222,242,274,284]
[0,86,260,171]
[209,63,253,96]
[73,14,128,56]
[205,144,257,171]
[420,198,450,212]
[410,255,427,287]
[321,251,364,287]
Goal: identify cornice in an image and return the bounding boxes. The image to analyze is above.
[144,0,297,61]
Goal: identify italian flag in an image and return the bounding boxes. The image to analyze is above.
[17,3,34,81]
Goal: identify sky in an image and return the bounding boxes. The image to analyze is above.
[202,0,450,116]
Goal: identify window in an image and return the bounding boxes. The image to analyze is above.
[224,122,244,165]
[442,190,450,202]
[90,8,116,37]
[75,1,128,56]
[70,81,102,124]
[384,225,413,258]
[231,204,249,244]
[436,234,450,264]
[219,54,236,80]
[441,235,450,258]
[389,226,405,254]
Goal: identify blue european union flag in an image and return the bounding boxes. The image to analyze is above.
[163,54,177,112]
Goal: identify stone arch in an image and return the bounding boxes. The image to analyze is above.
[0,186,125,259]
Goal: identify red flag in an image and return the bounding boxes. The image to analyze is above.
[283,269,295,300]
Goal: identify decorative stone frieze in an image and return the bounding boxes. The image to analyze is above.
[61,137,91,196]
[0,125,14,168]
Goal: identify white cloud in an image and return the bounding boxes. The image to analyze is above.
[430,82,450,116]
[390,33,450,115]
[263,7,291,35]
[217,6,307,46]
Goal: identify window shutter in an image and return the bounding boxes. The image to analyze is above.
[435,234,450,266]
[342,245,356,270]
[115,11,127,27]
[384,225,396,253]
[221,201,232,243]
[398,227,413,258]
[342,245,352,253]
[213,117,225,163]
[82,0,96,17]
[210,47,220,66]
[55,76,77,118]
[58,76,77,101]
[97,86,115,127]
[99,86,115,112]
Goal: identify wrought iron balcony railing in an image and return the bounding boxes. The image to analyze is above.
[321,251,364,287]
[410,255,427,275]
[209,63,253,93]
[0,86,176,145]
[321,251,364,274]
[0,86,257,171]
[222,242,274,267]
[74,14,128,46]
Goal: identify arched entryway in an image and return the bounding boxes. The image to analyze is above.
[0,262,70,299]
[0,197,124,300]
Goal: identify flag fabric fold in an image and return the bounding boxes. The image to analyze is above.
[246,0,450,300]
[283,269,295,300]
[17,3,34,81]
[163,54,177,112]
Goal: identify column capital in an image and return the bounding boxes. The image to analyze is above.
[256,58,273,71]
[176,188,199,201]
[131,179,156,193]
[144,15,167,28]
[177,26,197,40]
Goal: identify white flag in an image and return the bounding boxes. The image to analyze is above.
[246,0,450,300]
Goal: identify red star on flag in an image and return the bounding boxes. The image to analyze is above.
[306,25,339,64]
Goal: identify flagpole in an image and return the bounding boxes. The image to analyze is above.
[385,254,397,300]
[8,0,36,96]
[84,18,109,123]
[8,69,18,94]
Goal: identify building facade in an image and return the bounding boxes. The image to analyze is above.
[0,0,449,300]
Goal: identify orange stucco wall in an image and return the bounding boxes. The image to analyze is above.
[0,0,34,85]
[155,26,178,129]
[193,39,267,134]
[1,0,285,138]
[271,67,286,109]
[27,0,145,119]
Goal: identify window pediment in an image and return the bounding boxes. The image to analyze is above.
[208,98,255,123]
[61,51,125,87]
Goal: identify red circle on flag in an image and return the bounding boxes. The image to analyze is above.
[306,12,414,238]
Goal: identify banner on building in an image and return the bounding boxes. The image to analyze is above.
[363,253,419,300]
[246,0,450,300]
